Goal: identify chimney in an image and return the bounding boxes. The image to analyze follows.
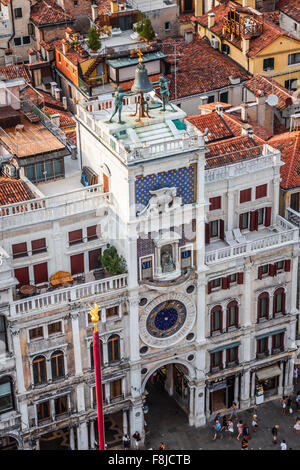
[256,90,266,129]
[50,82,57,97]
[28,49,38,64]
[62,96,68,110]
[199,95,209,105]
[241,123,252,135]
[91,4,98,22]
[216,104,223,116]
[194,0,203,17]
[50,113,60,128]
[184,28,194,44]
[240,103,248,122]
[62,39,68,55]
[111,1,119,13]
[208,13,215,29]
[242,37,250,54]
[54,87,61,102]
[4,48,13,65]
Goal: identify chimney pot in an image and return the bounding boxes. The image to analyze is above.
[208,12,215,29]
[91,4,98,22]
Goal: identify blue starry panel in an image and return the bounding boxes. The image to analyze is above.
[135,165,196,207]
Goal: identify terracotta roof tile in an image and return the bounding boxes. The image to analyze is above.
[205,135,262,168]
[0,64,30,82]
[160,37,249,99]
[244,74,294,110]
[0,177,36,206]
[43,105,75,128]
[277,0,300,23]
[187,112,234,142]
[30,0,74,26]
[269,131,300,189]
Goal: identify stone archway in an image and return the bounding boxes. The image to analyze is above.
[142,358,195,393]
[0,434,20,450]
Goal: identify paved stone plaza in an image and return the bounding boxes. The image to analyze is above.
[145,384,300,451]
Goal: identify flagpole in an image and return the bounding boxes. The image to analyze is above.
[89,304,105,450]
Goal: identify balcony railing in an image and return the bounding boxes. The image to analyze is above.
[205,215,298,264]
[0,183,109,230]
[286,207,300,229]
[11,273,127,315]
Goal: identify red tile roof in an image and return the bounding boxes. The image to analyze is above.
[244,74,294,110]
[0,64,30,82]
[120,74,161,91]
[222,112,274,141]
[43,105,75,128]
[277,0,300,23]
[268,131,300,189]
[160,37,249,99]
[205,134,262,168]
[30,0,74,26]
[196,1,300,58]
[0,177,36,206]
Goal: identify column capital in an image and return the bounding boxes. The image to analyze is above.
[10,328,20,336]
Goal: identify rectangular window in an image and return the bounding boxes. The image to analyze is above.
[227,346,238,364]
[181,249,191,268]
[14,7,22,18]
[54,395,68,416]
[89,249,102,271]
[211,351,222,369]
[87,225,98,241]
[228,306,237,327]
[229,273,237,283]
[110,379,122,399]
[14,266,29,287]
[275,293,283,313]
[31,238,46,255]
[106,306,119,318]
[240,188,251,203]
[165,21,171,31]
[93,385,106,406]
[257,337,268,353]
[22,36,30,45]
[285,79,298,91]
[209,196,221,211]
[0,316,8,354]
[208,95,215,103]
[272,333,284,350]
[12,242,27,259]
[0,381,13,414]
[257,207,265,225]
[288,53,300,65]
[210,220,219,238]
[221,43,230,54]
[14,37,22,46]
[263,57,274,71]
[141,257,152,280]
[70,253,84,275]
[33,262,48,285]
[211,278,221,289]
[219,91,229,103]
[240,212,249,230]
[68,229,83,245]
[48,322,62,336]
[37,401,50,422]
[260,297,268,317]
[256,184,267,199]
[29,327,43,341]
[276,260,284,271]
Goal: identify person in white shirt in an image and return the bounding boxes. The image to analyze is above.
[280,440,287,450]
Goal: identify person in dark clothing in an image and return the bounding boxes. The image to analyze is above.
[242,423,249,440]
[272,425,279,444]
[222,415,228,431]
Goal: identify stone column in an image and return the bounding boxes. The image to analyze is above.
[129,295,140,362]
[77,422,89,450]
[123,409,128,435]
[129,403,144,446]
[250,371,256,403]
[291,253,299,315]
[234,374,239,406]
[285,357,295,395]
[188,384,195,426]
[76,383,86,413]
[90,420,96,449]
[196,277,206,343]
[240,370,250,409]
[205,385,210,419]
[227,190,235,232]
[278,362,284,397]
[11,329,26,394]
[272,175,280,225]
[164,364,174,396]
[69,426,75,450]
[243,263,252,327]
[194,383,206,427]
[71,312,83,376]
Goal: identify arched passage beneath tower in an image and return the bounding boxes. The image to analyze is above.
[0,435,19,450]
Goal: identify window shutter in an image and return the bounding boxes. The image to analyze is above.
[237,272,244,284]
[256,184,267,199]
[250,211,256,231]
[33,262,48,284]
[273,293,277,316]
[240,188,251,203]
[265,207,271,227]
[284,260,291,272]
[258,266,263,280]
[282,291,286,314]
[208,281,212,294]
[258,296,261,319]
[269,264,275,277]
[14,267,29,287]
[31,238,46,253]
[220,219,225,240]
[239,214,243,230]
[254,210,259,230]
[12,242,27,257]
[70,253,84,275]
[205,223,210,244]
[222,277,229,289]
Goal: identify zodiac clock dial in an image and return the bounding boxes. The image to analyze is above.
[146,300,187,338]
[139,293,196,348]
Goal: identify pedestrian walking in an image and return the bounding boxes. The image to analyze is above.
[221,415,228,431]
[230,402,238,420]
[213,420,223,440]
[294,366,298,385]
[237,420,243,440]
[280,396,287,415]
[241,437,248,450]
[294,418,300,435]
[280,440,287,450]
[272,425,279,444]
[132,431,141,450]
[227,419,234,439]
[242,423,250,440]
[158,442,166,450]
[287,397,293,415]
[123,434,130,450]
[296,391,300,410]
[251,414,258,433]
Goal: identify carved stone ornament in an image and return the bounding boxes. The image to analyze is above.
[139,292,196,348]
[138,187,182,217]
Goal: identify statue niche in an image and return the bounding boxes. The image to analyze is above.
[138,187,182,217]
[161,244,175,273]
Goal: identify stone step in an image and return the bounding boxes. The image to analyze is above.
[138,131,173,143]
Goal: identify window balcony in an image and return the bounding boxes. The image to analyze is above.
[205,215,298,265]
[271,346,284,355]
[256,351,269,360]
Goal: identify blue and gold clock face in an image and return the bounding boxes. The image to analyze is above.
[146,300,187,338]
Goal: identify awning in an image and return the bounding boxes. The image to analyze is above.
[256,365,281,382]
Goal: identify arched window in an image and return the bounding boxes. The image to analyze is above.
[90,340,103,369]
[226,300,238,330]
[0,376,14,414]
[0,315,8,354]
[51,350,65,380]
[33,355,47,385]
[273,288,285,315]
[107,334,120,363]
[210,305,222,334]
[257,292,269,321]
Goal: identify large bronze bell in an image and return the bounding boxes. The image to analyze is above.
[131,62,153,94]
